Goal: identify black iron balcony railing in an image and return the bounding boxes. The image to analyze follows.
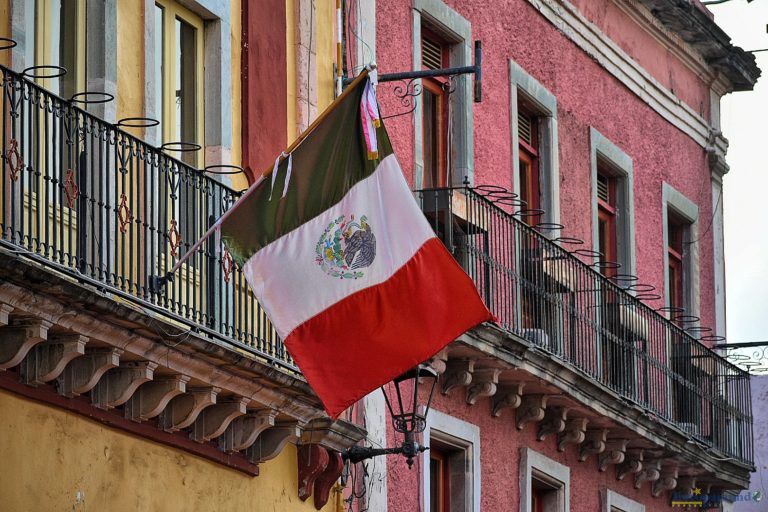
[417,187,753,464]
[0,65,291,370]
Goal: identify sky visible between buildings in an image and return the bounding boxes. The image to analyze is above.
[713,3,768,346]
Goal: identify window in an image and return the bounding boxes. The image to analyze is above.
[667,212,686,314]
[155,0,204,166]
[34,0,86,97]
[510,60,559,224]
[603,489,645,512]
[421,409,480,512]
[596,170,618,277]
[662,183,699,318]
[520,448,570,512]
[413,0,473,187]
[422,28,449,189]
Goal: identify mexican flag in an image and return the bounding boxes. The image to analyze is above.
[222,72,492,417]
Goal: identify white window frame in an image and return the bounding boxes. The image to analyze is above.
[509,60,560,225]
[412,0,474,188]
[420,408,481,512]
[603,489,645,512]
[661,182,700,318]
[590,127,636,276]
[519,447,570,512]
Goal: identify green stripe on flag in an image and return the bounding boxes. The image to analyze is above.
[221,78,393,265]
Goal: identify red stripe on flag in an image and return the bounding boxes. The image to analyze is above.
[284,237,493,418]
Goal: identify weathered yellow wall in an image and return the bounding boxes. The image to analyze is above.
[316,0,335,110]
[116,0,145,139]
[0,0,9,68]
[0,389,337,512]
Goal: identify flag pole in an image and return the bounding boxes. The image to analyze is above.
[149,68,372,294]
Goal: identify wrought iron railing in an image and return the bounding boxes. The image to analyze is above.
[417,187,753,464]
[0,65,291,370]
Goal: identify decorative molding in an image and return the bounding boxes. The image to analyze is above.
[617,448,643,481]
[466,368,501,405]
[557,417,587,452]
[599,439,628,472]
[579,429,608,462]
[246,421,305,464]
[441,359,474,395]
[524,0,717,150]
[125,374,189,422]
[492,382,525,417]
[91,362,157,409]
[517,394,548,431]
[159,387,219,432]
[190,397,249,442]
[21,334,88,385]
[427,348,449,374]
[0,318,51,369]
[219,409,278,453]
[538,405,568,441]
[58,348,122,397]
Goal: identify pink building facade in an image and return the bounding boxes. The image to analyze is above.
[341,0,760,511]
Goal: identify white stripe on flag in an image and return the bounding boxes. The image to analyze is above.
[242,154,436,339]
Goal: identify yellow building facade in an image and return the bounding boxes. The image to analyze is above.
[0,1,356,511]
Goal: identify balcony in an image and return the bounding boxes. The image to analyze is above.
[416,187,753,466]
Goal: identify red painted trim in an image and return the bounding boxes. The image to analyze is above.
[0,371,259,476]
[285,237,493,417]
[242,0,287,184]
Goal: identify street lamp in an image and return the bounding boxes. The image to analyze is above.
[342,364,438,468]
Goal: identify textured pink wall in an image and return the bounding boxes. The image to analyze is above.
[386,387,686,511]
[377,0,717,332]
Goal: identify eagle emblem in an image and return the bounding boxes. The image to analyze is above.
[315,214,376,279]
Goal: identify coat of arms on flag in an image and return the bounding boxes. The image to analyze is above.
[221,70,493,418]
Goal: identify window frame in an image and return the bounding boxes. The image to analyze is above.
[420,408,481,512]
[602,489,645,512]
[421,27,450,189]
[519,447,570,512]
[661,183,699,319]
[509,60,559,225]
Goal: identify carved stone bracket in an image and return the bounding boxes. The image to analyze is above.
[537,406,568,441]
[159,387,219,432]
[0,304,12,326]
[58,347,122,397]
[579,429,608,462]
[616,447,642,480]
[91,361,157,409]
[190,396,249,442]
[125,374,190,422]
[557,417,587,452]
[441,359,474,395]
[427,348,449,375]
[492,382,525,418]
[0,317,52,370]
[466,368,501,405]
[22,334,88,385]
[676,477,696,498]
[652,466,679,497]
[314,450,344,510]
[634,459,661,490]
[220,409,278,453]
[517,394,548,431]
[246,420,305,464]
[297,444,329,502]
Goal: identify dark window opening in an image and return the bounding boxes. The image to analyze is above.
[422,28,450,189]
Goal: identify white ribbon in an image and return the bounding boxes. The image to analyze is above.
[281,152,293,198]
[269,151,290,201]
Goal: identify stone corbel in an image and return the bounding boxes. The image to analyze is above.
[57,347,122,397]
[246,420,305,464]
[616,448,642,481]
[676,477,696,499]
[190,396,249,442]
[314,450,344,510]
[579,429,608,462]
[219,409,278,453]
[91,361,157,409]
[298,444,329,502]
[159,387,219,432]
[599,439,628,472]
[557,417,587,452]
[517,394,548,431]
[0,303,12,325]
[427,348,449,375]
[441,359,474,395]
[634,459,661,490]
[537,406,568,441]
[466,368,501,405]
[652,466,679,497]
[125,374,190,422]
[492,382,525,418]
[300,417,367,453]
[21,334,88,385]
[0,317,52,370]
